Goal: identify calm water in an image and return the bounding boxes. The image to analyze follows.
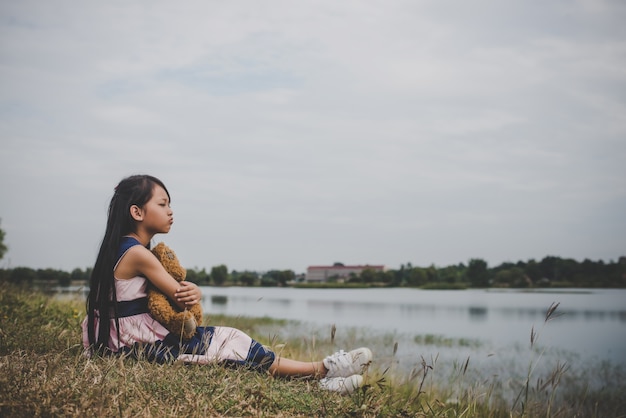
[201,286,626,368]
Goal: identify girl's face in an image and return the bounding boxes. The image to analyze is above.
[140,185,173,235]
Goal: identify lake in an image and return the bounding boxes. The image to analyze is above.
[200,286,626,382]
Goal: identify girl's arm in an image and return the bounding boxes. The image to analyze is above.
[116,246,202,310]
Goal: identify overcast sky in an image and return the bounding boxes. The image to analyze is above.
[1,1,625,274]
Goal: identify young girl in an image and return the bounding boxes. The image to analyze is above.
[82,174,372,394]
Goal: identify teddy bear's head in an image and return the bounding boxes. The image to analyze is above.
[151,242,186,282]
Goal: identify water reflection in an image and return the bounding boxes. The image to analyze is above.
[211,295,227,305]
[306,300,388,315]
[468,306,488,321]
[267,298,292,307]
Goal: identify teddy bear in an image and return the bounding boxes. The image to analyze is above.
[148,242,203,340]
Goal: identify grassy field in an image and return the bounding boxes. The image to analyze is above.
[1,283,624,417]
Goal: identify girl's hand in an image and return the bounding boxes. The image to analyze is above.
[175,281,202,306]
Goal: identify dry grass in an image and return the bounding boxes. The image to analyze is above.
[1,283,624,417]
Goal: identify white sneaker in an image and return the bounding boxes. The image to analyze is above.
[323,347,372,378]
[319,374,363,395]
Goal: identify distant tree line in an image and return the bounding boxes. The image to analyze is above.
[1,219,624,288]
[1,255,624,289]
[0,265,298,289]
[359,256,626,288]
[190,268,295,287]
[0,267,92,288]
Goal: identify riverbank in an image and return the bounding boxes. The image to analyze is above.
[1,284,624,417]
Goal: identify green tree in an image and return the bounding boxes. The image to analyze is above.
[376,270,395,284]
[360,268,376,283]
[438,265,461,283]
[239,272,257,286]
[260,276,278,286]
[9,267,36,285]
[394,265,406,286]
[539,256,560,280]
[523,259,541,282]
[185,267,211,285]
[405,267,427,287]
[346,273,358,283]
[210,265,228,286]
[58,270,71,286]
[494,267,528,287]
[185,267,198,283]
[617,257,626,287]
[70,268,86,283]
[264,270,294,286]
[278,270,295,286]
[0,219,7,261]
[425,265,438,283]
[187,267,212,285]
[196,268,210,285]
[467,258,490,287]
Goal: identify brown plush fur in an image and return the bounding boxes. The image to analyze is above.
[148,242,203,340]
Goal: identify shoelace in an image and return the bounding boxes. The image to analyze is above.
[326,349,347,363]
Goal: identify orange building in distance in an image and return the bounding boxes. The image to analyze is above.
[305,264,386,283]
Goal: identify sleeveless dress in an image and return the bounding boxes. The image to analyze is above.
[81,237,275,371]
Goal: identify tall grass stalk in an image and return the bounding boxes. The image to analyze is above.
[510,301,568,417]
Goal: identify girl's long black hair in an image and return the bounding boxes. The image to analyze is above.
[86,174,170,353]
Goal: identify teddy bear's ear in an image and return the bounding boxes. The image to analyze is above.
[151,242,166,260]
[151,242,182,267]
